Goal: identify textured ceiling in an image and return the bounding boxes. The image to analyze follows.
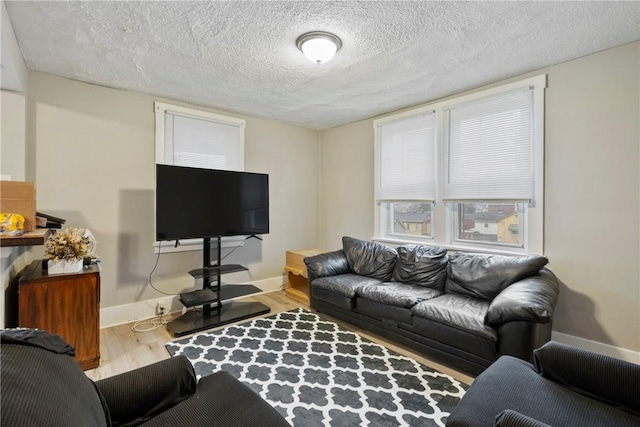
[5,1,640,130]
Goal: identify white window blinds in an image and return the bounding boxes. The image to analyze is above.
[443,88,534,201]
[162,111,243,171]
[376,112,436,202]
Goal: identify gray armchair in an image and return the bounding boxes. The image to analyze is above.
[1,329,290,427]
[447,341,640,427]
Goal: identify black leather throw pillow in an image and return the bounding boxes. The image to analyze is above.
[392,244,448,290]
[445,252,548,300]
[342,236,397,280]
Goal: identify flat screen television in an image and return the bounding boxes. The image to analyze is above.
[155,164,269,241]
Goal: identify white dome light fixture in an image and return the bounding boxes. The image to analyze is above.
[296,31,342,64]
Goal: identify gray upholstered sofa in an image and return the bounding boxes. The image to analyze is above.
[305,236,560,375]
[1,328,289,427]
[447,341,640,426]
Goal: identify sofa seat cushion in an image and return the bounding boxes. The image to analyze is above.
[356,298,413,325]
[411,294,497,341]
[140,371,290,427]
[357,281,442,308]
[312,288,356,310]
[392,244,448,290]
[342,236,397,280]
[312,274,382,298]
[411,316,497,361]
[445,252,549,300]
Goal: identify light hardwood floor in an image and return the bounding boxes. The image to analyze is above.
[86,290,474,386]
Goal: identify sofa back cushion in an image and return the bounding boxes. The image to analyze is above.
[534,341,640,417]
[1,329,110,427]
[392,244,448,290]
[445,252,548,300]
[342,236,397,280]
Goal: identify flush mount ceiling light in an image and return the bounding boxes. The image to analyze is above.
[296,31,342,64]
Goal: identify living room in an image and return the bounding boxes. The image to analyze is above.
[1,2,639,426]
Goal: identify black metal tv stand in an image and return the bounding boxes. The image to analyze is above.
[167,236,270,337]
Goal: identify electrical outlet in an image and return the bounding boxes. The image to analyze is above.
[157,302,166,316]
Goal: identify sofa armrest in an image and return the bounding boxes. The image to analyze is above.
[95,356,197,427]
[304,249,350,282]
[534,341,640,416]
[494,410,552,427]
[485,268,559,326]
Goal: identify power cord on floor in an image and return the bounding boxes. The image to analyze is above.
[131,311,168,333]
[132,241,174,332]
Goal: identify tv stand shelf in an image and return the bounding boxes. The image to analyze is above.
[179,284,263,308]
[188,264,247,279]
[168,236,270,337]
[179,289,218,308]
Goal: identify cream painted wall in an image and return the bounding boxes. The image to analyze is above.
[319,119,375,250]
[25,71,320,309]
[0,1,29,328]
[0,90,28,328]
[1,90,26,180]
[544,42,639,352]
[318,42,640,353]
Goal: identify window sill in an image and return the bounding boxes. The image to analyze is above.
[372,236,434,247]
[372,236,537,256]
[442,242,530,256]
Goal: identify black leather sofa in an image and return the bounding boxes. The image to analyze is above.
[305,236,560,375]
[0,328,290,427]
[447,341,640,427]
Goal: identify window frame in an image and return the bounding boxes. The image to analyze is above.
[373,75,546,255]
[380,201,435,242]
[153,102,246,253]
[449,202,526,249]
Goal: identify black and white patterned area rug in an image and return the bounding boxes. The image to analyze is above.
[165,308,467,426]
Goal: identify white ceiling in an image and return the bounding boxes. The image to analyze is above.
[5,1,640,130]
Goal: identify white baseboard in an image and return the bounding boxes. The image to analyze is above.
[551,331,640,364]
[100,275,285,329]
[1,247,16,258]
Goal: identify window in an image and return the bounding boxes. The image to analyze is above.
[373,75,546,254]
[375,110,436,241]
[442,89,534,202]
[452,202,524,247]
[384,202,433,240]
[443,86,535,250]
[155,102,244,170]
[154,102,245,252]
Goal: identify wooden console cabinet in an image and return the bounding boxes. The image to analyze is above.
[285,249,321,304]
[18,260,101,370]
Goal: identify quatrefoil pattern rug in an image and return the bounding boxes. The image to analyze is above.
[165,308,467,426]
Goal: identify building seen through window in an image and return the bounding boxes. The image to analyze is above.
[457,203,520,244]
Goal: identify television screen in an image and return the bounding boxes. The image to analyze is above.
[155,164,269,241]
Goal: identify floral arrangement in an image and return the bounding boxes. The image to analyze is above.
[44,228,92,262]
